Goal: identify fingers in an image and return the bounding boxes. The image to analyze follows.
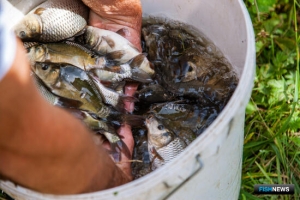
[115,83,139,178]
[124,83,139,113]
[81,0,142,180]
[83,2,142,51]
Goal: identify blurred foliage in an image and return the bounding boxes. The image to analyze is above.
[241,0,300,199]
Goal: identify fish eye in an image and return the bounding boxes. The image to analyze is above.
[157,125,164,130]
[188,65,194,72]
[41,64,49,70]
[19,31,26,38]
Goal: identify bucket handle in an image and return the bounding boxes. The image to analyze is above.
[162,154,203,200]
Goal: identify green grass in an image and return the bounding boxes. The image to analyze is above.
[1,1,299,200]
[240,0,300,199]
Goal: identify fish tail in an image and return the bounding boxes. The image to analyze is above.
[101,131,131,162]
[107,110,144,127]
[57,97,83,109]
[130,54,155,76]
[129,54,146,68]
[105,50,126,62]
[122,114,145,127]
[109,139,131,162]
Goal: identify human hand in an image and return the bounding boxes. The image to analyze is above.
[81,0,142,52]
[81,0,143,180]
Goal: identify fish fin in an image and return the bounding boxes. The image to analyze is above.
[101,131,130,161]
[56,97,83,109]
[129,54,146,68]
[120,95,138,103]
[111,151,121,163]
[122,114,145,127]
[112,137,131,160]
[105,50,126,61]
[34,7,46,15]
[116,28,129,38]
[129,68,153,83]
[102,36,115,49]
[106,148,121,163]
[150,147,164,161]
[73,27,87,37]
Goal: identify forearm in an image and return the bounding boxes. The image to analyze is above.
[0,39,130,194]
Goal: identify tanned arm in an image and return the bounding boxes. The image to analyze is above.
[0,39,130,194]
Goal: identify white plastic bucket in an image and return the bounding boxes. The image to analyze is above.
[1,0,255,199]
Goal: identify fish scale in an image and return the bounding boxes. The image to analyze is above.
[15,0,88,42]
[146,115,187,170]
[150,137,186,169]
[37,0,88,42]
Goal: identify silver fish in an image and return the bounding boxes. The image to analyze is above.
[89,54,153,84]
[84,26,155,76]
[145,114,186,170]
[14,0,88,42]
[90,75,137,112]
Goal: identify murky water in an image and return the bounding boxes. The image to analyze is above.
[131,17,238,179]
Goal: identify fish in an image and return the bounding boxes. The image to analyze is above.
[90,75,137,112]
[23,42,39,50]
[149,101,219,136]
[27,42,107,71]
[84,26,139,58]
[33,75,130,161]
[142,24,238,108]
[145,114,186,170]
[32,62,144,126]
[136,84,174,104]
[67,109,131,162]
[14,0,88,42]
[32,73,83,108]
[83,26,155,76]
[89,54,154,84]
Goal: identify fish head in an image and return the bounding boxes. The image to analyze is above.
[176,60,198,83]
[145,114,174,148]
[14,14,42,41]
[27,44,47,63]
[84,26,98,47]
[177,48,211,82]
[33,62,60,86]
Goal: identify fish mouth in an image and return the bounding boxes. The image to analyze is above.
[145,113,155,124]
[31,61,38,72]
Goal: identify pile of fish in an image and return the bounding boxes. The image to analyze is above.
[14,0,238,178]
[131,20,238,178]
[15,0,154,162]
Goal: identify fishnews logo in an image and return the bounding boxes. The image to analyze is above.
[254,184,294,195]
